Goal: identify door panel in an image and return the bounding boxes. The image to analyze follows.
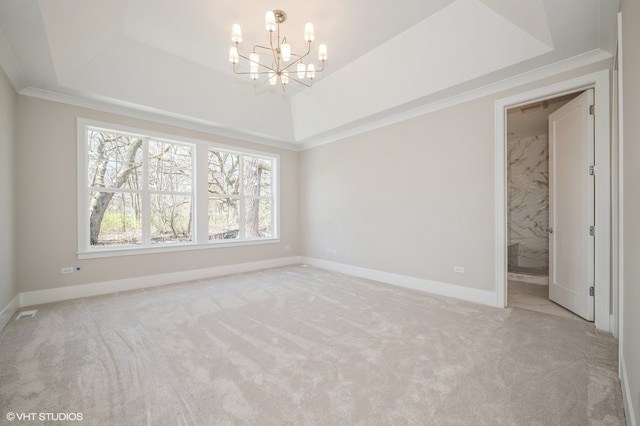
[548,89,595,321]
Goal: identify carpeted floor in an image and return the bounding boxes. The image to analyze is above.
[0,265,625,425]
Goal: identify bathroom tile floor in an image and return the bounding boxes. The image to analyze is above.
[508,280,583,321]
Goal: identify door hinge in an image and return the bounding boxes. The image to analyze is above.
[589,286,595,297]
[589,105,595,115]
[589,226,595,236]
[589,165,595,176]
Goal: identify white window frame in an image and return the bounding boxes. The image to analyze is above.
[77,118,279,259]
[207,148,276,241]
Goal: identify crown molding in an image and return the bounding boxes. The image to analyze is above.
[17,86,301,152]
[297,49,613,151]
[14,49,612,153]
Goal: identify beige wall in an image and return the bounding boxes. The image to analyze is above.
[621,1,640,423]
[0,65,17,312]
[300,98,495,290]
[299,60,610,293]
[15,96,299,292]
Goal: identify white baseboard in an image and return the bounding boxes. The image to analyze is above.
[621,354,638,426]
[19,256,302,308]
[302,257,497,307]
[507,272,549,285]
[0,293,20,332]
[16,255,498,317]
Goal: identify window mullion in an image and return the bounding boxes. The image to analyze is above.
[141,138,151,245]
[195,145,209,243]
[78,124,89,252]
[269,157,277,239]
[238,154,246,239]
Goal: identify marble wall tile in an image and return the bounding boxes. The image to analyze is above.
[508,134,549,273]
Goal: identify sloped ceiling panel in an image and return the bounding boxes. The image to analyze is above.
[39,0,127,84]
[121,0,222,72]
[290,0,553,141]
[65,37,296,141]
[0,0,57,90]
[38,0,295,141]
[479,0,553,47]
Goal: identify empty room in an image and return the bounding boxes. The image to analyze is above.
[0,0,638,424]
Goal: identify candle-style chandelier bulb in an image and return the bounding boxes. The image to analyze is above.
[304,23,315,42]
[318,44,328,61]
[265,11,276,32]
[229,47,239,64]
[297,63,306,79]
[231,24,242,43]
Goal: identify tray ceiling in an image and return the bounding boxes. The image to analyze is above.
[0,0,618,148]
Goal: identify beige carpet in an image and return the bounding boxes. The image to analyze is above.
[0,265,625,425]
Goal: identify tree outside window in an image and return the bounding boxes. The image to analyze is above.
[208,150,274,240]
[81,124,277,254]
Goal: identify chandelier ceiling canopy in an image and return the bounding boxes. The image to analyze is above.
[229,9,328,92]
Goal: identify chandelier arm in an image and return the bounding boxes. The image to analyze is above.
[252,45,277,53]
[287,75,311,88]
[282,51,311,72]
[277,22,282,50]
[288,51,310,62]
[268,30,281,73]
[280,41,312,73]
[237,52,277,73]
[281,58,302,73]
[289,41,312,63]
[232,70,276,76]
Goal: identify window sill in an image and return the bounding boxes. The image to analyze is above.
[77,238,281,260]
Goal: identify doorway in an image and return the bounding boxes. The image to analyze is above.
[506,92,582,318]
[494,70,612,332]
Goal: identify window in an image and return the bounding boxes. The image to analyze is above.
[208,151,273,240]
[78,120,278,257]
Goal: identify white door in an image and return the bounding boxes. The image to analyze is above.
[548,89,595,321]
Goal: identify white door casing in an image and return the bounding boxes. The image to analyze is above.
[495,70,610,331]
[547,89,595,321]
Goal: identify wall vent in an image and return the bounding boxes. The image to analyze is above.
[16,310,37,320]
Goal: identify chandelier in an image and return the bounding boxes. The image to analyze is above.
[228,9,328,91]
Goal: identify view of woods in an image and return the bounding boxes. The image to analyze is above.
[86,130,273,247]
[207,150,273,240]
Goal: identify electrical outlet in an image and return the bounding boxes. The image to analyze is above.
[454,266,465,273]
[61,267,74,274]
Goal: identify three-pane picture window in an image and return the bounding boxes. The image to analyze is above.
[79,122,277,256]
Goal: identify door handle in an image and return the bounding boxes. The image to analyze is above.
[547,227,553,234]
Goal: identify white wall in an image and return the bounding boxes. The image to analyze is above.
[0,64,18,326]
[621,1,640,424]
[14,96,299,293]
